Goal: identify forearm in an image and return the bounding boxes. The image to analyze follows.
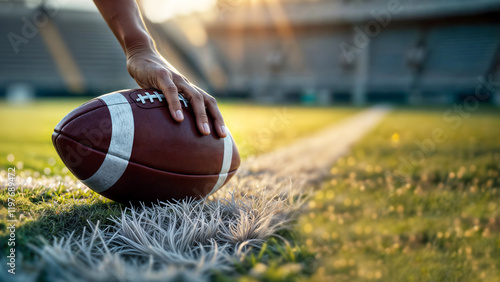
[94,0,226,137]
[93,0,155,57]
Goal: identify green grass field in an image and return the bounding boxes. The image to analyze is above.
[0,99,358,260]
[1,101,499,281]
[0,100,358,172]
[184,106,500,282]
[295,107,500,281]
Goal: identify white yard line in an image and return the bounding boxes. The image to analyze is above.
[235,105,392,184]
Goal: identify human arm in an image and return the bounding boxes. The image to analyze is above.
[93,0,227,137]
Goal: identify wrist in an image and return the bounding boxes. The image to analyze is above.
[123,32,156,59]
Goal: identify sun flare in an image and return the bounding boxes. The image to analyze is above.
[141,0,217,22]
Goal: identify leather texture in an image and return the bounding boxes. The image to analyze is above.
[53,89,240,204]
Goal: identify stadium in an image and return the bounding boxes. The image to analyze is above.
[2,0,500,104]
[0,0,499,281]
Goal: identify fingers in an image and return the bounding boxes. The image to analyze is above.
[157,70,184,122]
[181,84,211,136]
[195,86,227,138]
[154,68,226,137]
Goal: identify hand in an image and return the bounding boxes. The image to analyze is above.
[126,47,227,138]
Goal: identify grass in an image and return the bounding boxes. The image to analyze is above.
[294,107,500,281]
[0,99,358,262]
[1,100,499,281]
[0,99,358,172]
[0,99,87,175]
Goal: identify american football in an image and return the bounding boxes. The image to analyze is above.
[52,89,240,204]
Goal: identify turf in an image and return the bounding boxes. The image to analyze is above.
[0,99,358,261]
[293,107,500,281]
[0,100,358,172]
[1,101,499,281]
[0,99,88,175]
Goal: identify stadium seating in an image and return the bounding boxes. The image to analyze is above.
[0,5,135,97]
[0,6,64,95]
[368,28,419,90]
[2,1,499,104]
[420,24,500,91]
[51,10,135,94]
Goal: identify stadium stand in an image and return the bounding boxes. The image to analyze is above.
[206,0,500,104]
[51,10,135,94]
[420,24,500,91]
[0,1,213,99]
[0,3,135,97]
[0,5,66,96]
[2,0,500,104]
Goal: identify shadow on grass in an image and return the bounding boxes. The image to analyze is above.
[0,201,123,260]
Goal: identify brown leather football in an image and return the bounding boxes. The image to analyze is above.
[52,89,240,204]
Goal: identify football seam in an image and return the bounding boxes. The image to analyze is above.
[52,132,64,166]
[55,99,134,134]
[56,132,238,177]
[55,99,108,132]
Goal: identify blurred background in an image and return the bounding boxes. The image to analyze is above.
[1,2,500,280]
[1,0,500,105]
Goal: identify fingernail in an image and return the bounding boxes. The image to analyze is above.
[176,110,184,120]
[220,125,227,136]
[203,123,210,134]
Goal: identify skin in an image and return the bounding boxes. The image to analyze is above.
[93,0,227,138]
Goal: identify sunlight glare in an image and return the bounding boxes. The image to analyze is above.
[142,0,217,23]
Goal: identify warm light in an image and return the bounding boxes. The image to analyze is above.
[176,18,208,47]
[141,0,217,23]
[391,132,400,143]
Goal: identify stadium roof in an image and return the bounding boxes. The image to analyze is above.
[208,0,500,28]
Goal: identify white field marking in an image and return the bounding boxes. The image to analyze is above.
[207,130,234,196]
[235,105,392,182]
[82,93,134,193]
